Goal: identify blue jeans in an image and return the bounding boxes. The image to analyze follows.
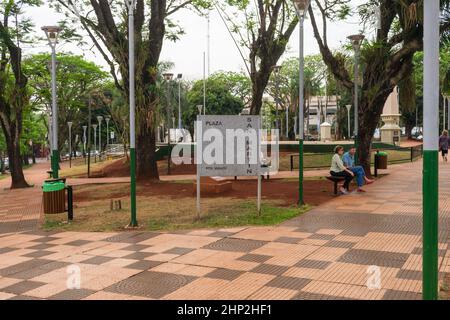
[350,166,365,187]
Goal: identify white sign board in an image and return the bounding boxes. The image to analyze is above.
[197,115,261,177]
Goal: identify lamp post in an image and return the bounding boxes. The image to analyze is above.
[67,122,73,168]
[346,105,352,139]
[82,125,87,161]
[42,25,62,178]
[177,74,183,129]
[422,0,439,300]
[105,116,111,153]
[163,73,174,175]
[125,0,138,227]
[347,34,365,163]
[97,116,103,160]
[92,124,97,163]
[293,0,310,206]
[273,65,281,133]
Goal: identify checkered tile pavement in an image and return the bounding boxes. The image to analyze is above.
[0,159,449,300]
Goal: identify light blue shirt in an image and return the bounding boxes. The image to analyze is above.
[342,152,354,168]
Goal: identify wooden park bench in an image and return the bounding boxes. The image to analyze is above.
[326,176,347,195]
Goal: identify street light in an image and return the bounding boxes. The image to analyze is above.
[67,122,73,168]
[105,116,111,153]
[272,65,282,132]
[347,33,365,163]
[422,0,439,300]
[126,0,138,227]
[346,105,352,139]
[82,125,87,159]
[177,74,183,129]
[292,0,310,206]
[97,116,103,160]
[42,25,62,178]
[92,124,97,163]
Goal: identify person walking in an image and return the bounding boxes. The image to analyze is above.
[330,145,354,195]
[342,147,375,193]
[439,130,450,162]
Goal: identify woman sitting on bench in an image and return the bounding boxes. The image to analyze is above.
[330,145,354,195]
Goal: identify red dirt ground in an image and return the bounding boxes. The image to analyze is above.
[74,178,335,207]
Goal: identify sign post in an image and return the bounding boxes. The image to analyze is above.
[195,115,266,216]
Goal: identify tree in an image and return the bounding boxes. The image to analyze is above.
[183,78,244,135]
[308,0,450,174]
[217,0,299,115]
[266,55,326,137]
[401,42,450,138]
[0,0,39,189]
[52,0,211,181]
[24,53,109,159]
[208,71,252,107]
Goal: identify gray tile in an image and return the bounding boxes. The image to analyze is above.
[28,243,55,250]
[266,276,311,290]
[127,260,163,270]
[0,259,54,277]
[251,264,290,276]
[0,247,16,254]
[204,238,267,253]
[274,237,301,244]
[338,249,409,268]
[82,256,115,265]
[205,268,244,281]
[163,247,194,255]
[122,252,155,260]
[396,269,422,281]
[208,231,236,238]
[308,233,335,241]
[326,240,355,249]
[65,240,91,247]
[292,292,352,300]
[237,254,272,263]
[104,271,196,299]
[382,289,422,300]
[49,289,96,300]
[23,250,54,258]
[2,280,46,295]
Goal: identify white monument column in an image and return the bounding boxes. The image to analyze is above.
[380,86,402,145]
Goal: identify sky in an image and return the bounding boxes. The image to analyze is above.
[25,1,368,81]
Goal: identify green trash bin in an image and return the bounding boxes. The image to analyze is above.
[43,180,66,214]
[375,151,388,170]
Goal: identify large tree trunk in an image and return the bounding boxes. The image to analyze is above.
[136,111,159,180]
[3,126,29,189]
[250,74,270,115]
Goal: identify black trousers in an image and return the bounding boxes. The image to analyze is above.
[330,171,353,190]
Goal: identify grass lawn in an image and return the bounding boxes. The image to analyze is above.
[42,186,310,233]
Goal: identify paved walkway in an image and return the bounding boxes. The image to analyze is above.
[0,158,449,300]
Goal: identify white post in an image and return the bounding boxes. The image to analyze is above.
[178,78,182,129]
[203,52,206,115]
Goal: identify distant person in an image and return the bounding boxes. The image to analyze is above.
[330,145,354,195]
[439,130,450,162]
[342,147,375,193]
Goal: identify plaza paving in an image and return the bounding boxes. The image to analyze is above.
[0,159,449,300]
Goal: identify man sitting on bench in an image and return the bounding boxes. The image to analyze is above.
[342,146,374,193]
